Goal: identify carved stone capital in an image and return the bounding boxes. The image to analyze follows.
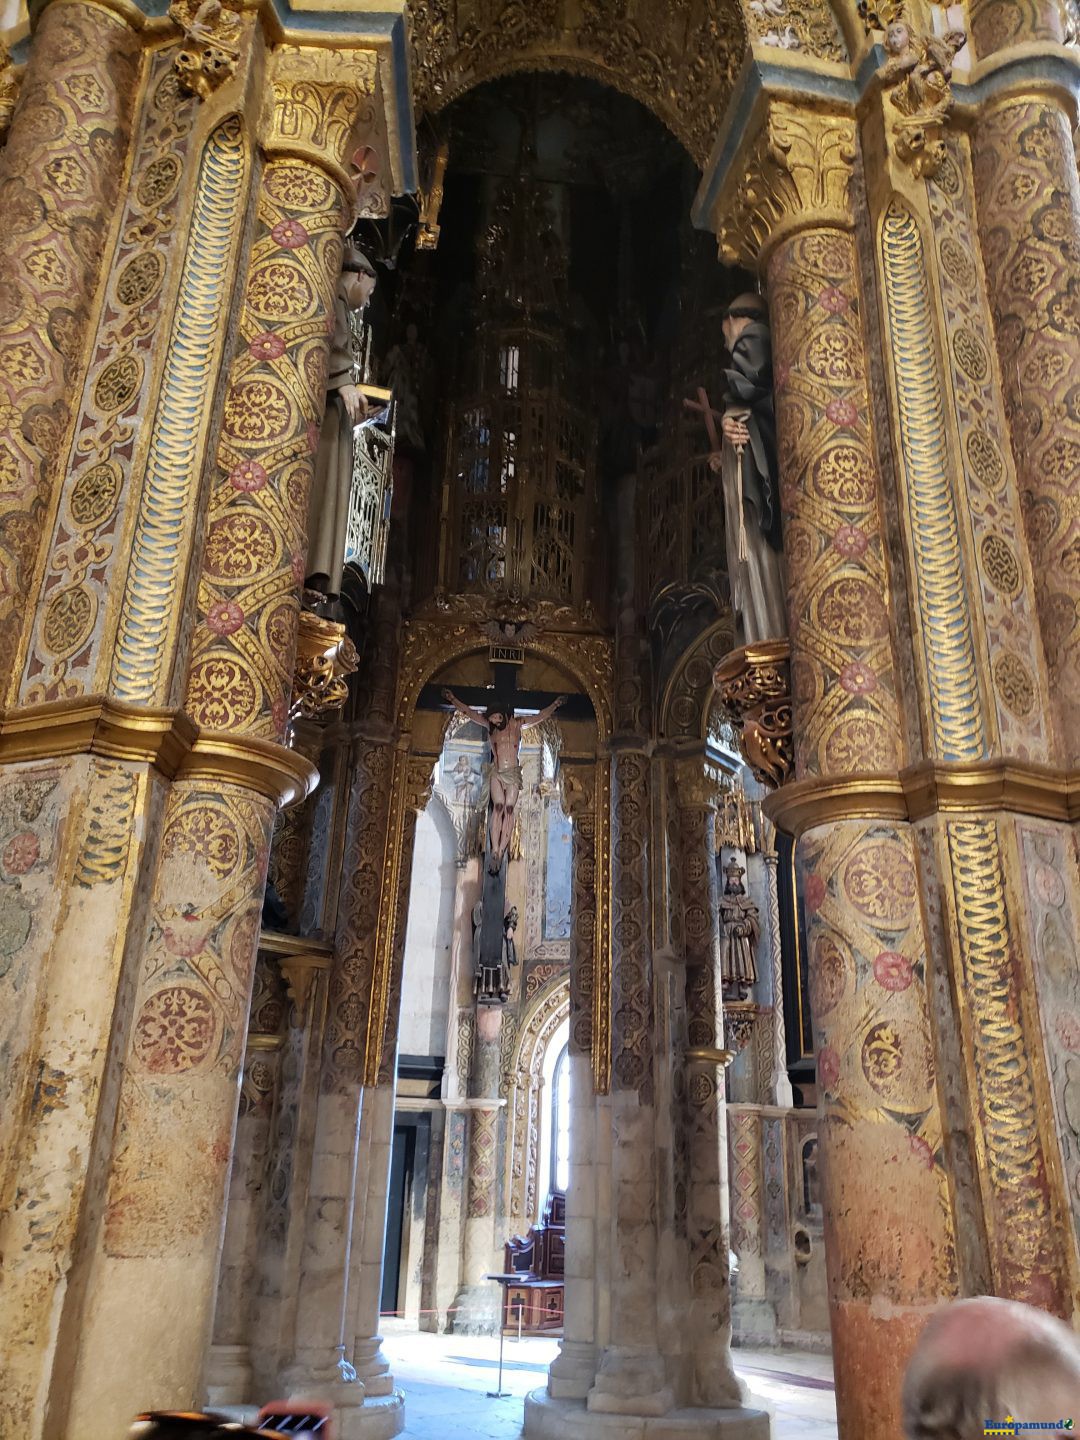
[404,754,436,814]
[265,44,385,211]
[711,100,857,269]
[278,952,331,1019]
[674,755,723,812]
[291,612,359,722]
[169,0,244,100]
[723,1001,762,1055]
[560,764,596,821]
[714,640,794,790]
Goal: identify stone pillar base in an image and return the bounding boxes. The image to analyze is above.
[353,1335,394,1396]
[449,1282,501,1334]
[548,1339,599,1400]
[336,1390,405,1440]
[731,1300,778,1349]
[525,1391,771,1439]
[204,1344,253,1406]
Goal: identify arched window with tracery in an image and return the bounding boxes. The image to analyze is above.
[550,1041,570,1195]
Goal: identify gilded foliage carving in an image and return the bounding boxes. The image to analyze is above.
[715,104,856,269]
[766,226,904,779]
[268,45,384,212]
[410,0,745,168]
[742,0,848,60]
[0,3,140,692]
[169,0,244,100]
[185,159,345,740]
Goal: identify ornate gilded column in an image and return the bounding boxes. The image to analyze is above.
[0,0,140,685]
[702,100,960,1440]
[860,17,1080,1323]
[970,92,1080,762]
[674,756,743,1407]
[40,39,386,1440]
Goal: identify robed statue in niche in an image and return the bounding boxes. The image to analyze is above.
[442,691,566,875]
[708,293,787,644]
[305,242,377,599]
[720,856,760,1001]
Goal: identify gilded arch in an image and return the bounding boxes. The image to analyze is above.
[409,0,748,168]
[659,613,735,741]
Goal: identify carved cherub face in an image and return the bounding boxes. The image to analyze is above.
[886,19,910,53]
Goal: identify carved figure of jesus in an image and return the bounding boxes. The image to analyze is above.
[442,690,566,874]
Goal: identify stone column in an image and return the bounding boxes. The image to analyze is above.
[674,757,743,1406]
[971,94,1080,763]
[341,757,432,1427]
[547,758,601,1399]
[727,1107,773,1344]
[586,744,673,1416]
[452,1010,507,1335]
[281,731,397,1416]
[863,68,1080,1320]
[251,944,333,1401]
[207,1016,286,1406]
[0,0,140,684]
[51,43,380,1435]
[704,101,961,1439]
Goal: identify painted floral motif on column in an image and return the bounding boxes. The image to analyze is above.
[0,2,139,686]
[186,160,346,740]
[798,819,957,1437]
[972,101,1080,764]
[105,782,274,1257]
[767,229,905,780]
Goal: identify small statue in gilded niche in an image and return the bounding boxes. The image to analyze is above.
[306,243,377,600]
[720,856,760,1001]
[881,18,966,177]
[707,293,787,646]
[442,689,566,875]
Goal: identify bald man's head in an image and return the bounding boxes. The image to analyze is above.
[902,1298,1080,1439]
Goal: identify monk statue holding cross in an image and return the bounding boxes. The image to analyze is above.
[686,293,787,644]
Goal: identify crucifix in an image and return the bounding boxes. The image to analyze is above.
[441,660,566,1004]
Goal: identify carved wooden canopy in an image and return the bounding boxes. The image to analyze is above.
[408,0,748,167]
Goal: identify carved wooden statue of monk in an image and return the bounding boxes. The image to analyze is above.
[708,293,787,644]
[305,243,376,598]
[443,691,566,874]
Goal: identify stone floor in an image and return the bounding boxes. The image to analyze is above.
[380,1330,838,1440]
